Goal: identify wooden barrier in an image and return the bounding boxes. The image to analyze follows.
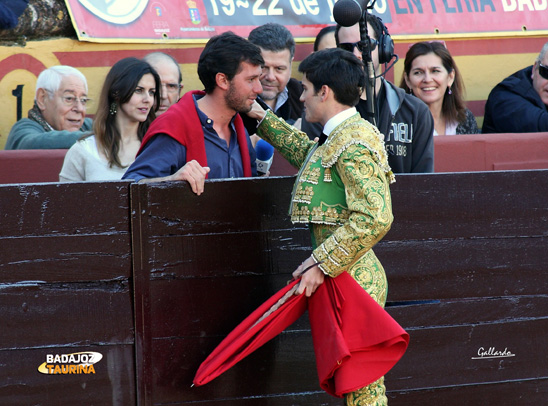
[1,171,547,405]
[0,181,135,404]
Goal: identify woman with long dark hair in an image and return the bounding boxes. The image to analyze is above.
[400,41,479,135]
[60,57,160,181]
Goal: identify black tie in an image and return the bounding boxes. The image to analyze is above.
[318,132,328,146]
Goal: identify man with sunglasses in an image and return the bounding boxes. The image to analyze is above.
[483,42,548,133]
[301,14,434,174]
[5,65,92,149]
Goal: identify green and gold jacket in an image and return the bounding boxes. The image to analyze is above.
[257,111,394,278]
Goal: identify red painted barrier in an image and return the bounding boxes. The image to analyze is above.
[269,132,548,176]
[0,149,66,184]
[2,132,547,185]
[434,132,548,173]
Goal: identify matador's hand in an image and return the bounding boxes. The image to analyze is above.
[247,101,267,121]
[293,256,325,297]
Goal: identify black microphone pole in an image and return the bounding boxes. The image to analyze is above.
[358,10,376,127]
[332,0,376,127]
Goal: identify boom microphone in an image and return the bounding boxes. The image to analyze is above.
[333,0,365,27]
[255,139,274,176]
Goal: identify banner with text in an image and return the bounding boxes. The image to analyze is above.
[65,0,547,42]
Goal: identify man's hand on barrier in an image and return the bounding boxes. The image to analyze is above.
[172,160,210,195]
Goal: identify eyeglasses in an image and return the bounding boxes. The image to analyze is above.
[338,38,378,53]
[538,63,548,80]
[61,95,90,106]
[162,83,183,94]
[46,90,90,107]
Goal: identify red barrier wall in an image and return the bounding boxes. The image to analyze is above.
[0,149,66,184]
[2,132,548,185]
[270,132,548,176]
[434,132,548,173]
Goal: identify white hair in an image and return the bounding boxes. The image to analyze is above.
[35,65,88,100]
[143,52,183,83]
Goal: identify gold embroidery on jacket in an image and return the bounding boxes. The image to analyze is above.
[257,111,393,290]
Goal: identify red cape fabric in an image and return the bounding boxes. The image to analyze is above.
[309,271,409,397]
[193,272,409,397]
[193,279,307,386]
[138,90,252,178]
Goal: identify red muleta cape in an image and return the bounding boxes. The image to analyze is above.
[138,90,252,178]
[309,272,409,397]
[193,271,409,397]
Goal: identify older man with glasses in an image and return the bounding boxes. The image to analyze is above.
[483,41,548,133]
[5,65,92,149]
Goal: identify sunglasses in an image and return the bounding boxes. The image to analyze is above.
[338,38,378,53]
[539,63,548,80]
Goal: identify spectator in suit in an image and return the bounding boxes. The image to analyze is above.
[243,22,304,135]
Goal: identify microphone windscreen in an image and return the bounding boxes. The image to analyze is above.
[255,139,274,161]
[333,0,362,27]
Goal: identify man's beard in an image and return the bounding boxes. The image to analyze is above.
[225,83,253,113]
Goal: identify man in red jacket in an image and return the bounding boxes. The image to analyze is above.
[123,32,263,194]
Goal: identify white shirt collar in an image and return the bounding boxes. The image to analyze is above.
[323,107,357,138]
[274,87,289,112]
[258,87,289,113]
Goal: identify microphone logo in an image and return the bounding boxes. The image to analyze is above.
[255,139,275,176]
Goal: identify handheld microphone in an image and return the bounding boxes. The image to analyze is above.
[255,139,274,176]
